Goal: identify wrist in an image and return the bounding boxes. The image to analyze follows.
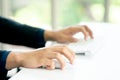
[6,51,23,70]
[44,30,55,41]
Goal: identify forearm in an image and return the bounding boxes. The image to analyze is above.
[0,16,46,48]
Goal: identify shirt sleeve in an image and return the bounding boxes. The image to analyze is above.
[0,50,10,79]
[0,16,46,48]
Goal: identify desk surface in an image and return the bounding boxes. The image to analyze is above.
[9,22,120,80]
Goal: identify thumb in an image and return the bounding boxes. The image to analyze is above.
[67,37,79,42]
[41,58,55,70]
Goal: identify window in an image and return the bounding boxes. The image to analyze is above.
[54,0,120,29]
[10,0,51,30]
[1,0,120,29]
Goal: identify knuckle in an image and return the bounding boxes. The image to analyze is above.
[81,25,87,30]
[83,25,88,29]
[68,27,74,30]
[61,45,67,51]
[81,26,85,29]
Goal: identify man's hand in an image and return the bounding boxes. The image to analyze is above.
[6,45,75,70]
[44,25,94,43]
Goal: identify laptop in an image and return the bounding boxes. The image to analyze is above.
[68,33,105,56]
[48,33,105,56]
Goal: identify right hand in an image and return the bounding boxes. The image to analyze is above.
[21,45,75,70]
[6,45,75,70]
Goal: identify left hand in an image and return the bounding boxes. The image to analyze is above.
[44,25,94,43]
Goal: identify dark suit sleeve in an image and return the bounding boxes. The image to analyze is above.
[0,16,46,48]
[0,50,10,79]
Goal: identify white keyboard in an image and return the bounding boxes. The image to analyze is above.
[68,36,105,56]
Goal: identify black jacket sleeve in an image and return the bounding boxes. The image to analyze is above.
[0,16,47,79]
[0,16,46,48]
[0,50,10,80]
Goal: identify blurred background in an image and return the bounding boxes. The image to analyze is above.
[0,0,120,30]
[0,0,120,78]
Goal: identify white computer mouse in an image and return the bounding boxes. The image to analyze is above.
[54,60,74,69]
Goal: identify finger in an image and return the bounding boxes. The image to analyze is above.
[84,25,94,39]
[62,47,74,64]
[70,26,88,40]
[53,46,74,64]
[54,53,65,70]
[80,27,88,40]
[66,46,76,59]
[39,58,55,69]
[68,25,93,39]
[46,60,55,70]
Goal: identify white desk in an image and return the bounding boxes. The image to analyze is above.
[9,22,120,80]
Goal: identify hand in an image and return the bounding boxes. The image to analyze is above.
[44,25,94,43]
[6,45,75,70]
